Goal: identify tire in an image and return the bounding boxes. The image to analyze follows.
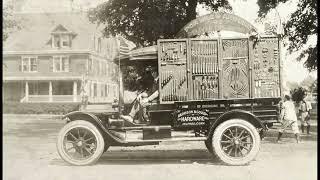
[57,120,105,166]
[209,119,261,165]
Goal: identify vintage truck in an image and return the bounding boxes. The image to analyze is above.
[56,12,283,166]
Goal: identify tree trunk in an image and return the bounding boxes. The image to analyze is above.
[186,0,197,22]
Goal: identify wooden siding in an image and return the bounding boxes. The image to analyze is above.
[3,56,20,73]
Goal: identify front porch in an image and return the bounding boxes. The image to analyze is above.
[20,81,81,103]
[3,79,118,103]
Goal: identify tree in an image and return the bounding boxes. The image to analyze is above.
[88,0,232,47]
[89,0,233,92]
[290,87,307,103]
[300,75,316,90]
[257,0,317,71]
[309,79,317,93]
[3,1,20,41]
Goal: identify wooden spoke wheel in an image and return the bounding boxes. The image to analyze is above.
[57,120,105,166]
[208,119,260,165]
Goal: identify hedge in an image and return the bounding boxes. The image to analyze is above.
[3,102,81,114]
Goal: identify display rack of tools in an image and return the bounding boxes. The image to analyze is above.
[158,40,188,104]
[252,37,281,98]
[190,39,219,100]
[221,38,250,98]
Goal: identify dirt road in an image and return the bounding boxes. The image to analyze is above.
[3,115,317,180]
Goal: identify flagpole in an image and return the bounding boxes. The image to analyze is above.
[117,36,123,115]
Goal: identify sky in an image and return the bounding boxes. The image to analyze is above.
[7,0,317,83]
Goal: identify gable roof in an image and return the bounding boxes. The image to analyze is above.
[3,12,101,52]
[51,24,74,34]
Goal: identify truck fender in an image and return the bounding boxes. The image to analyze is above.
[208,109,266,138]
[63,111,126,144]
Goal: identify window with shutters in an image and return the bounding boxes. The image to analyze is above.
[53,56,69,72]
[21,56,37,72]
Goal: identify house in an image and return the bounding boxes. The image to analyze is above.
[3,12,132,105]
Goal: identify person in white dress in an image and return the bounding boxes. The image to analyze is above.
[277,94,300,143]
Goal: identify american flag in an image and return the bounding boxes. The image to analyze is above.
[116,36,130,56]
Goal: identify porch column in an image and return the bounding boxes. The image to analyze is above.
[97,82,100,103]
[73,81,77,102]
[25,81,29,102]
[87,81,91,103]
[49,81,52,102]
[52,35,54,47]
[91,81,94,102]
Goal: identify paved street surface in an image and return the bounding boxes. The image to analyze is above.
[3,114,317,180]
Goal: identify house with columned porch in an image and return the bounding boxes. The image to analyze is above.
[3,12,131,104]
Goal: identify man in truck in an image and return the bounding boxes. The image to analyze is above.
[277,94,300,143]
[121,66,159,124]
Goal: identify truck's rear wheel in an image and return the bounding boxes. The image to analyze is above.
[209,119,260,165]
[57,120,105,166]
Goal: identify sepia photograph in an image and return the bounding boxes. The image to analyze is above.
[3,0,317,180]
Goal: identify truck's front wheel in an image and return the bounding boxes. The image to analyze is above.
[57,120,105,166]
[209,119,260,165]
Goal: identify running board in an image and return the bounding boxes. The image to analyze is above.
[109,125,172,131]
[126,137,207,143]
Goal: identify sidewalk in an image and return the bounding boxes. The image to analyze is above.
[3,114,63,121]
[3,114,62,117]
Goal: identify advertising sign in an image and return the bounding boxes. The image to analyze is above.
[174,109,209,127]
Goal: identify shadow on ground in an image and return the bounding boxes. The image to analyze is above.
[50,149,224,166]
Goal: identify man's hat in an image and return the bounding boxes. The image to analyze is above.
[145,66,153,72]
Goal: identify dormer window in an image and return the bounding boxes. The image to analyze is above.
[52,33,72,48]
[61,34,70,47]
[53,35,60,48]
[51,24,75,48]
